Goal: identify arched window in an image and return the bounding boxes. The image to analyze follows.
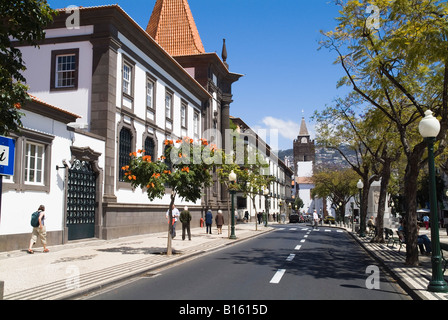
[144,137,155,160]
[119,127,132,182]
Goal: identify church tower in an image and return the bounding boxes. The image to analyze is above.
[293,117,315,177]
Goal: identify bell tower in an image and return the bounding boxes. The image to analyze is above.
[293,117,315,177]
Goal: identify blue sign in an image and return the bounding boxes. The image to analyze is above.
[0,136,15,176]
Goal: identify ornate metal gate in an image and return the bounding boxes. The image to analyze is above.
[67,159,96,240]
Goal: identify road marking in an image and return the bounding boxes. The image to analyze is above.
[277,228,285,231]
[286,254,295,262]
[300,239,306,243]
[337,230,343,233]
[289,228,297,231]
[270,269,286,284]
[325,229,331,232]
[304,235,308,238]
[295,245,302,250]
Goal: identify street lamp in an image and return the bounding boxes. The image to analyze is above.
[263,187,269,227]
[357,179,366,237]
[228,170,237,240]
[419,110,448,293]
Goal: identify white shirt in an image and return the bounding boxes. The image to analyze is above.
[166,207,180,222]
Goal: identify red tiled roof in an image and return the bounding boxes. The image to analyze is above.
[146,0,205,56]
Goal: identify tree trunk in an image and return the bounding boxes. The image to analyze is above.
[166,194,176,256]
[372,159,392,243]
[403,149,425,266]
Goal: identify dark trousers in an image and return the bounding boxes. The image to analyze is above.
[182,222,191,240]
[206,223,212,234]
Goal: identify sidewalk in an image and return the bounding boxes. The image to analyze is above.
[0,223,274,300]
[338,223,448,300]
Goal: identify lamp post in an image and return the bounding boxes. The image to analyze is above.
[419,110,448,293]
[229,170,237,240]
[264,188,269,227]
[357,179,366,237]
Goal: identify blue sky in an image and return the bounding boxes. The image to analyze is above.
[47,0,348,150]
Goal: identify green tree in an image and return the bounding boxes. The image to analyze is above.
[123,137,216,255]
[0,0,56,135]
[217,151,275,231]
[321,0,448,265]
[311,167,359,222]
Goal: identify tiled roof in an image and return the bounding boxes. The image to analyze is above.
[146,0,205,56]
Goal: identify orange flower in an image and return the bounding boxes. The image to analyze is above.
[14,103,21,109]
[176,139,182,143]
[181,167,190,173]
[163,170,171,174]
[142,155,152,162]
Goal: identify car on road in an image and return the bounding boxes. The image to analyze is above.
[289,213,300,223]
[324,216,335,224]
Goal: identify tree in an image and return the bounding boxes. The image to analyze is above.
[217,151,275,231]
[321,0,448,265]
[123,137,217,255]
[311,167,359,222]
[0,0,56,135]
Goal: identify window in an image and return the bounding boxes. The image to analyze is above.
[50,49,79,91]
[181,103,187,128]
[56,54,76,88]
[165,91,173,119]
[123,63,132,96]
[146,79,154,109]
[24,142,45,185]
[193,112,199,138]
[144,137,155,160]
[118,128,133,182]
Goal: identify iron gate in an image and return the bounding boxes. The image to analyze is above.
[67,159,96,240]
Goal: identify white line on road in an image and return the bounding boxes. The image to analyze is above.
[289,228,297,231]
[295,245,302,250]
[300,239,306,243]
[270,269,286,284]
[286,254,295,262]
[304,235,308,238]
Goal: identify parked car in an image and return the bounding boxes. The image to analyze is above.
[289,213,300,223]
[324,216,335,224]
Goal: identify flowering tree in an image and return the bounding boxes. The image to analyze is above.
[122,137,218,255]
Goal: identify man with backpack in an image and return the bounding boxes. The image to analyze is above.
[28,205,48,254]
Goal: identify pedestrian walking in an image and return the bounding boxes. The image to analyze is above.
[166,204,180,239]
[28,205,48,254]
[179,206,192,241]
[215,210,225,234]
[313,210,319,229]
[205,209,213,234]
[423,214,430,230]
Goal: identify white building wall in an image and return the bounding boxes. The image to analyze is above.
[0,109,105,236]
[20,38,93,127]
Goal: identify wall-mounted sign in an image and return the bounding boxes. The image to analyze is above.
[0,136,15,176]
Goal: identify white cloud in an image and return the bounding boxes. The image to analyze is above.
[261,116,301,140]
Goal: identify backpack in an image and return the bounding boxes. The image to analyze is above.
[30,211,40,227]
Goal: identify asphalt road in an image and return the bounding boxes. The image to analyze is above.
[87,224,411,301]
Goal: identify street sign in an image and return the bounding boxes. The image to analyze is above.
[0,136,15,176]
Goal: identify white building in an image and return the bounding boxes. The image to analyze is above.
[1,2,241,250]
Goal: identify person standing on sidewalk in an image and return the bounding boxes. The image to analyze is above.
[423,214,430,230]
[166,204,180,239]
[313,210,319,230]
[28,205,48,254]
[179,206,192,241]
[205,209,213,234]
[215,210,225,235]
